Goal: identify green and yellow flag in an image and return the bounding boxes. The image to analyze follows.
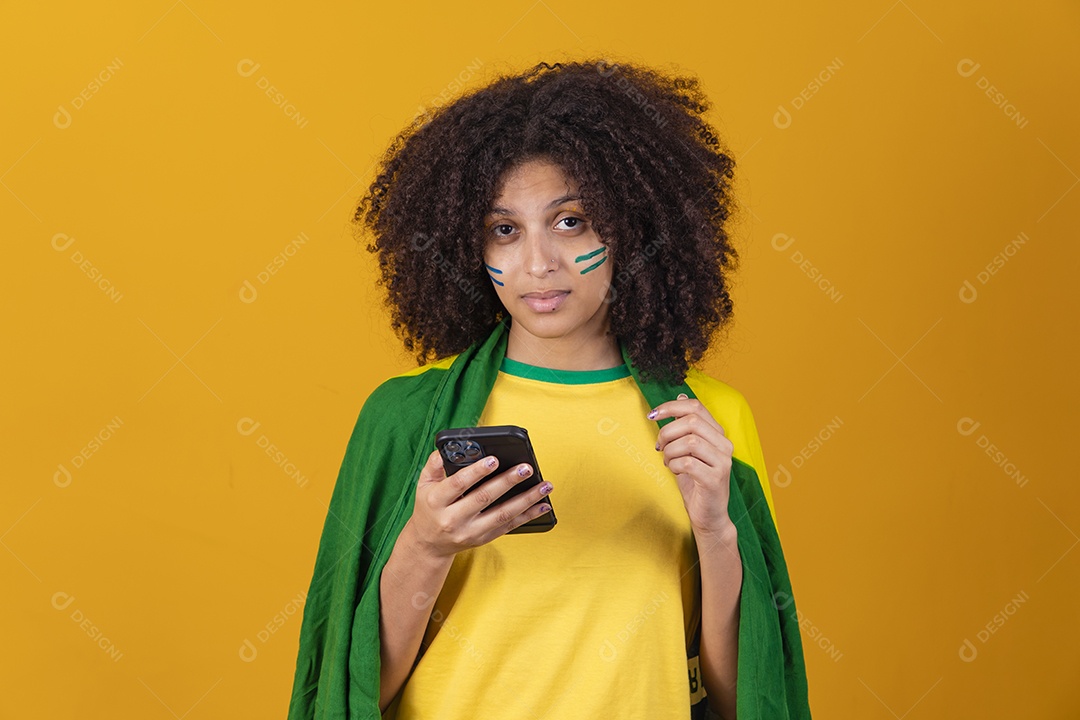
[287,318,812,719]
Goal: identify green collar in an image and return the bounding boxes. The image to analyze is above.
[442,318,695,430]
[499,355,631,384]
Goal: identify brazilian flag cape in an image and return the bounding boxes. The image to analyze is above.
[287,318,812,719]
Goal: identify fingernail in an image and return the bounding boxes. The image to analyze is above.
[486,456,497,467]
[539,482,552,495]
[518,464,532,477]
[677,393,688,400]
[646,409,658,420]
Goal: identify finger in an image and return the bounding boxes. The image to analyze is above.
[463,462,533,514]
[418,449,445,484]
[502,498,554,535]
[648,397,721,431]
[479,471,550,525]
[481,481,553,538]
[660,453,712,481]
[437,454,500,506]
[660,433,732,473]
[657,416,728,454]
[647,394,693,420]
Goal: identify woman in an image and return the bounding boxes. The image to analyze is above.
[288,59,811,720]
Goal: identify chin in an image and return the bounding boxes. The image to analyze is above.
[510,312,579,336]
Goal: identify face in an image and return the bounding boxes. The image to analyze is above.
[482,158,614,349]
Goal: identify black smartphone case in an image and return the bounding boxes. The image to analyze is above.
[434,424,556,534]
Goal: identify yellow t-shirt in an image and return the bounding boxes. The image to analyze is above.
[386,356,775,719]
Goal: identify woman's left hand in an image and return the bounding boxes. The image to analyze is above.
[648,393,735,535]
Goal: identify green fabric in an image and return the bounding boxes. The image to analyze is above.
[499,355,632,384]
[287,318,812,719]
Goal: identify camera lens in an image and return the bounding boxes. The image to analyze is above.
[449,451,465,463]
[445,440,462,453]
[464,442,481,459]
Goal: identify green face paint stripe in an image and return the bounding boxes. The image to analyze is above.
[579,255,608,275]
[574,247,606,263]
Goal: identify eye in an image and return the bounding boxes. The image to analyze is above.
[556,216,586,231]
[490,223,516,238]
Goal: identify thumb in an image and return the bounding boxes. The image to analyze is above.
[420,449,445,483]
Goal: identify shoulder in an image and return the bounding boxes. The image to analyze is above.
[684,365,778,528]
[360,353,461,416]
[682,367,760,468]
[392,353,460,378]
[683,366,755,437]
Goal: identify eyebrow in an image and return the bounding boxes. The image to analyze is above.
[486,194,581,217]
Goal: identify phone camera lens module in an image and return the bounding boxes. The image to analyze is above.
[445,441,462,453]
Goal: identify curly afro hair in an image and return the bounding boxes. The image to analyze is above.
[354,57,740,385]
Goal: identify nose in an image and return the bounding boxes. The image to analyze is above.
[524,232,559,277]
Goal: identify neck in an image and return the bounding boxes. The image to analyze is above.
[504,320,623,371]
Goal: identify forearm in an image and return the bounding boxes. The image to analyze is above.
[378,518,454,712]
[696,522,742,720]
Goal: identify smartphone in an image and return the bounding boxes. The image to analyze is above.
[434,425,556,534]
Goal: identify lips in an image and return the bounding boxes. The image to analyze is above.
[521,290,569,313]
[522,290,570,299]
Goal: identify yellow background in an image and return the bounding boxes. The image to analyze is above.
[3,2,1078,717]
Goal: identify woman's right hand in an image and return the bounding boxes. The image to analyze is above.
[406,449,554,560]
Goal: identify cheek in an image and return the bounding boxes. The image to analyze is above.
[576,259,614,306]
[484,258,506,287]
[483,243,508,267]
[484,245,504,281]
[572,244,610,277]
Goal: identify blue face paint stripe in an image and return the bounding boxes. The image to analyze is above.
[485,263,505,286]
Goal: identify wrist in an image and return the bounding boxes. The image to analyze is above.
[398,517,455,569]
[693,519,738,548]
